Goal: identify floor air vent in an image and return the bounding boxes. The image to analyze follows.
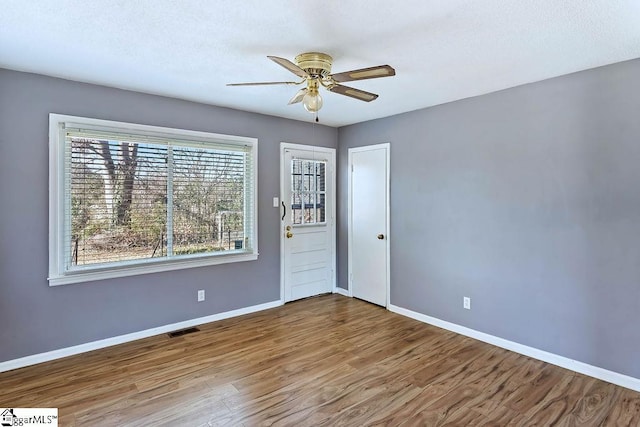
[167,327,200,338]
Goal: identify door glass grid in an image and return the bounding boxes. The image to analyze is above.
[291,159,326,225]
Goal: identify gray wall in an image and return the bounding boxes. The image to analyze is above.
[337,59,640,379]
[0,69,337,362]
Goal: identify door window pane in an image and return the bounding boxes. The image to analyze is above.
[290,159,326,225]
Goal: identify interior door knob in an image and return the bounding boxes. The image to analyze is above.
[286,231,294,239]
[377,234,384,240]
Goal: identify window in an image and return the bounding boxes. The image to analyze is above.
[290,159,326,225]
[49,114,258,285]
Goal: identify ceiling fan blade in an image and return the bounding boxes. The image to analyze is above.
[328,84,379,102]
[227,81,301,86]
[268,56,309,79]
[288,88,308,105]
[329,65,395,82]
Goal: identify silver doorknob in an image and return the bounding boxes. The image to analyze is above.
[377,234,384,240]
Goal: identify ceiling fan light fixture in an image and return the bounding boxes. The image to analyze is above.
[302,78,323,113]
[302,91,323,113]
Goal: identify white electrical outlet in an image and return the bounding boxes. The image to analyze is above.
[273,197,279,208]
[197,290,205,302]
[463,297,471,310]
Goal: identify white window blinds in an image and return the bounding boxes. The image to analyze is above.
[49,114,257,285]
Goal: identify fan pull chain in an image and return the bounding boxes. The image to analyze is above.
[312,112,317,145]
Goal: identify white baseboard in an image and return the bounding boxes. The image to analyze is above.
[333,287,351,297]
[0,300,282,373]
[388,304,640,393]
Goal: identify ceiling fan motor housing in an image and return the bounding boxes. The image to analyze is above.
[295,52,333,77]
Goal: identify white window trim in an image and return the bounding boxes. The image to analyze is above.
[48,113,258,286]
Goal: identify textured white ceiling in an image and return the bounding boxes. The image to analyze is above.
[1,0,639,127]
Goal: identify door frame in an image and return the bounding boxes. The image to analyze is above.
[347,143,391,307]
[280,142,337,303]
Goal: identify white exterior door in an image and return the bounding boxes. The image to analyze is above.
[281,144,335,302]
[349,144,390,307]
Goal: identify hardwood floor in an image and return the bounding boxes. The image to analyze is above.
[1,294,639,426]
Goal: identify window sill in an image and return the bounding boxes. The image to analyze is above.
[48,252,259,286]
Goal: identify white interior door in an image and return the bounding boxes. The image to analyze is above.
[349,144,390,307]
[281,144,335,303]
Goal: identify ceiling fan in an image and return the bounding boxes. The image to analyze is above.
[227,52,395,116]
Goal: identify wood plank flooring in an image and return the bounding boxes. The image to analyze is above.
[1,294,639,426]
